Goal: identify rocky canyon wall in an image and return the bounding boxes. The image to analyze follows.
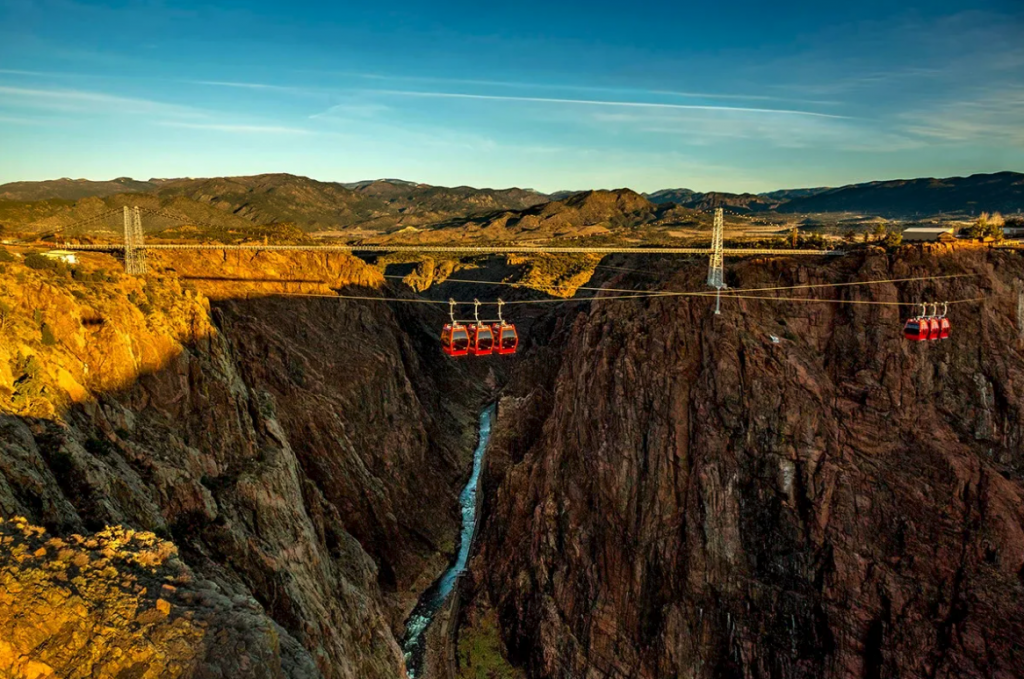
[474,247,1024,679]
[0,250,484,678]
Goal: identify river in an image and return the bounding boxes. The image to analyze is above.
[401,404,494,678]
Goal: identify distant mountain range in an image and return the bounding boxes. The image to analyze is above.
[0,177,172,202]
[0,174,550,237]
[0,172,1020,237]
[643,172,1023,216]
[773,172,1024,216]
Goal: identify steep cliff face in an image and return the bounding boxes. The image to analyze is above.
[0,250,483,678]
[475,247,1024,679]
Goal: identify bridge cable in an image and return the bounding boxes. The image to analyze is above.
[381,272,980,299]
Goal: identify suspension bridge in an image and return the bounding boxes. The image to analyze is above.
[36,205,1024,335]
[53,207,843,279]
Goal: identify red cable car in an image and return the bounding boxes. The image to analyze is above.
[491,322,519,355]
[903,317,930,341]
[441,323,470,357]
[903,303,950,342]
[442,299,520,357]
[468,324,495,356]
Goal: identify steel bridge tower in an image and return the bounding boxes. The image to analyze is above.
[707,208,725,314]
[122,206,147,275]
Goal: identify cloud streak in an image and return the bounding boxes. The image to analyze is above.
[365,89,848,118]
[158,121,315,135]
[186,80,316,95]
[585,108,924,152]
[898,86,1024,147]
[0,115,50,125]
[314,69,835,105]
[0,85,203,117]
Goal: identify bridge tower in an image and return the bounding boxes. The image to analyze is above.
[122,206,147,275]
[707,208,725,314]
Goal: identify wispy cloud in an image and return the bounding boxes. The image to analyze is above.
[363,89,848,119]
[158,121,315,135]
[309,101,392,120]
[0,85,203,117]
[315,69,831,105]
[898,87,1024,147]
[585,108,924,152]
[0,68,58,77]
[186,80,317,95]
[0,115,51,125]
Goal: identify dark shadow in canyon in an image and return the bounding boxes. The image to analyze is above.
[0,275,539,678]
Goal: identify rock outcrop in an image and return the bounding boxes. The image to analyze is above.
[0,249,485,678]
[472,247,1024,678]
[0,516,316,679]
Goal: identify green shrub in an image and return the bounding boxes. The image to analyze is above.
[11,354,45,409]
[128,290,153,315]
[0,299,12,332]
[0,248,14,263]
[40,322,57,346]
[23,253,56,270]
[84,437,115,456]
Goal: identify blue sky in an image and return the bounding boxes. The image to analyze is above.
[1,0,1022,193]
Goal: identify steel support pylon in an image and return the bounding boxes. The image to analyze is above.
[123,206,148,275]
[707,208,725,314]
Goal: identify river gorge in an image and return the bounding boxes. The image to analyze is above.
[1,245,1023,678]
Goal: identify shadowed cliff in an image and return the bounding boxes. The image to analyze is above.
[466,245,1024,679]
[0,250,491,678]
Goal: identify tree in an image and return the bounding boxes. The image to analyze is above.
[871,223,887,241]
[23,253,57,270]
[884,229,903,248]
[967,212,1005,240]
[791,227,799,247]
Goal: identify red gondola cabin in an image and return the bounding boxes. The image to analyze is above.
[903,317,930,342]
[927,317,941,340]
[938,317,951,340]
[441,324,470,357]
[491,323,519,355]
[468,325,494,356]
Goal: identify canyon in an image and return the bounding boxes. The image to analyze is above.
[1,243,1023,678]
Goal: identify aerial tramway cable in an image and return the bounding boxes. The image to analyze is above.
[264,272,994,309]
[381,272,979,301]
[251,271,1005,355]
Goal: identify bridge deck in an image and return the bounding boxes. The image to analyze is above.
[61,243,844,256]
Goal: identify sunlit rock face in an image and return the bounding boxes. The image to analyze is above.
[0,250,483,679]
[0,517,314,679]
[475,247,1024,679]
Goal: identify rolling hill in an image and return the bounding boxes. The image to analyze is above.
[776,171,1024,216]
[0,173,552,236]
[2,171,1021,240]
[643,172,1022,217]
[0,177,169,201]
